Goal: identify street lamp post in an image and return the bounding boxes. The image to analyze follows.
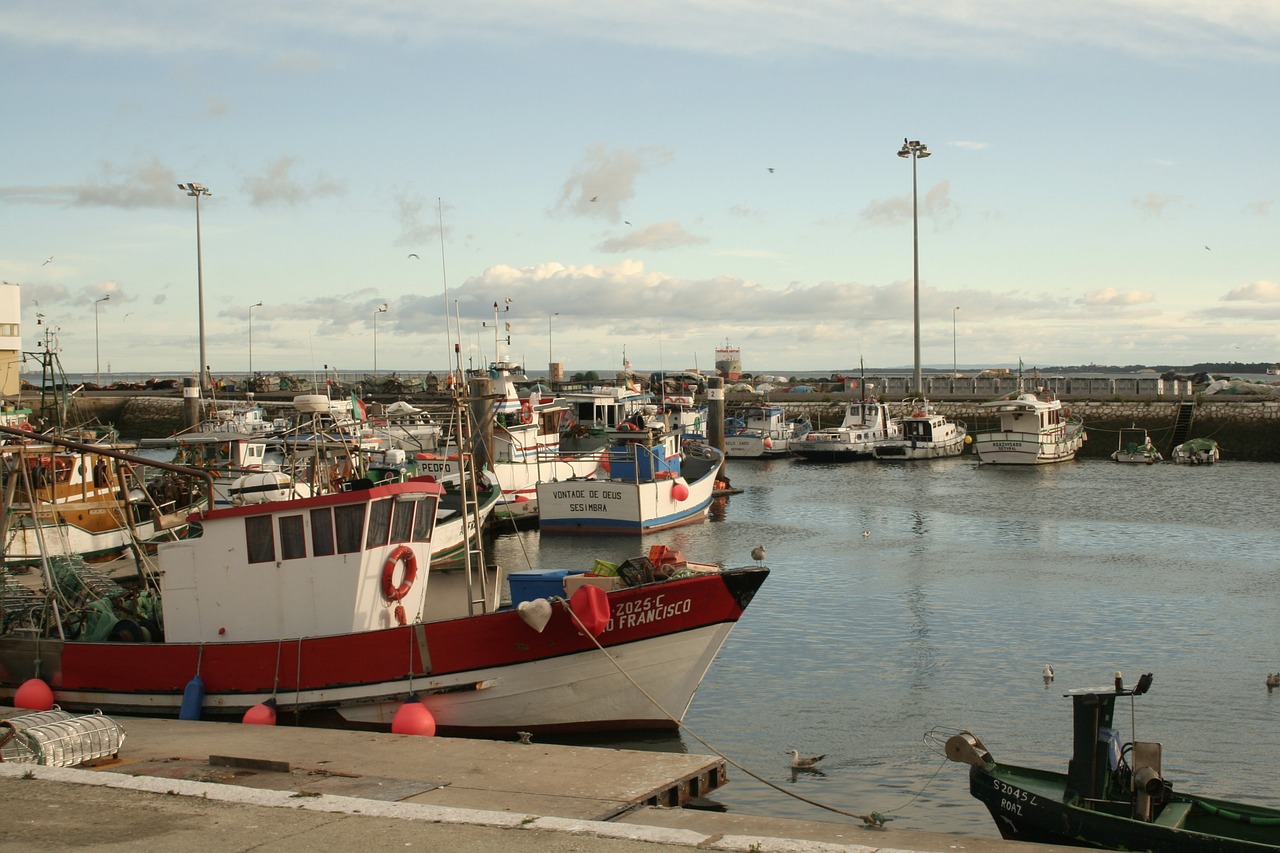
[94,294,110,387]
[178,182,212,392]
[952,306,960,379]
[248,301,263,379]
[373,303,388,378]
[548,311,559,379]
[897,138,931,395]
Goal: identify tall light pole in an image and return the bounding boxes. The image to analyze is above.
[94,294,111,387]
[897,139,931,395]
[178,182,212,392]
[373,303,388,378]
[248,301,263,378]
[548,311,559,379]
[952,305,960,379]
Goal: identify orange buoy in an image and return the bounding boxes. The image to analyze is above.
[391,696,437,736]
[242,698,278,725]
[671,481,690,501]
[15,677,54,711]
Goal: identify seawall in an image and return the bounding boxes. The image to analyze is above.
[56,393,1280,463]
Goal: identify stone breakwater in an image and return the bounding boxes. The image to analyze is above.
[65,394,1280,462]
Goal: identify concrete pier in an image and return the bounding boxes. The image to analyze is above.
[0,706,1074,853]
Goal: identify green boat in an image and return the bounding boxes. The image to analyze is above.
[946,673,1280,851]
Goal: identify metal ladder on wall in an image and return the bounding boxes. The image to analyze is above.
[1167,401,1196,456]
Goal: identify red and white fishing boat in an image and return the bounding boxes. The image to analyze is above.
[0,429,766,735]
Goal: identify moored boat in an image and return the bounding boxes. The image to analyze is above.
[1172,437,1220,465]
[790,400,900,462]
[971,392,1086,465]
[1111,426,1163,464]
[944,673,1280,852]
[725,404,809,458]
[873,400,967,460]
[536,426,723,534]
[0,430,766,736]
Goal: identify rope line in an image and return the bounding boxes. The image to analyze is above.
[555,597,903,827]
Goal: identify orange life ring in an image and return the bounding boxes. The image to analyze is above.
[381,545,418,602]
[16,421,33,431]
[520,400,533,424]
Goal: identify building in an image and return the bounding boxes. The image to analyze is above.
[0,281,21,397]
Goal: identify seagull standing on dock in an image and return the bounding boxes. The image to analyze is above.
[787,750,826,770]
[751,545,766,565]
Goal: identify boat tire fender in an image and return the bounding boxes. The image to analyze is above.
[382,545,418,602]
[520,400,533,424]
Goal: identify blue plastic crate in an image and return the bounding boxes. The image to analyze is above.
[507,569,585,606]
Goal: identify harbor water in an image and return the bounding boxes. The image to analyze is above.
[486,456,1280,837]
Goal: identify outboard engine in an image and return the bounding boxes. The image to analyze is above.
[1131,741,1167,821]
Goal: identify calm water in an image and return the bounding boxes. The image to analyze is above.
[486,457,1280,837]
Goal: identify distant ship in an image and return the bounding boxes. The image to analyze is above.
[715,340,742,380]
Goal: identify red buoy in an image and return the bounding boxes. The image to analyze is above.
[569,584,611,637]
[242,698,278,725]
[391,696,437,736]
[671,481,690,502]
[14,678,54,711]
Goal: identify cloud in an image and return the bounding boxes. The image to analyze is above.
[1079,288,1156,306]
[1222,279,1280,302]
[950,140,989,150]
[1132,191,1181,218]
[595,221,708,253]
[241,156,344,206]
[551,144,674,223]
[860,180,956,228]
[1243,199,1273,216]
[8,2,1278,64]
[393,191,451,249]
[0,158,186,208]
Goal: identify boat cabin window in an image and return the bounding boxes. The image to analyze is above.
[334,504,366,553]
[245,515,275,564]
[310,507,336,556]
[279,514,306,560]
[412,498,436,542]
[390,498,414,542]
[365,498,393,549]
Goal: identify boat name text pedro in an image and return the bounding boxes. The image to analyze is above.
[606,593,692,632]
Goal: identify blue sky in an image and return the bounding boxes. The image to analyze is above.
[2,1,1277,380]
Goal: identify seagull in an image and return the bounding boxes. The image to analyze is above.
[862,530,870,538]
[516,731,533,744]
[1266,673,1279,691]
[787,750,825,770]
[624,220,631,225]
[42,256,53,265]
[767,168,775,173]
[1042,664,1055,682]
[408,253,420,259]
[751,544,766,565]
[589,196,598,202]
[1204,245,1211,250]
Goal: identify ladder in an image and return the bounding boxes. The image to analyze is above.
[1167,401,1196,455]
[451,394,492,615]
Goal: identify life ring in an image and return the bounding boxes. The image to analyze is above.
[16,421,33,432]
[381,545,418,602]
[1062,407,1072,418]
[520,400,533,424]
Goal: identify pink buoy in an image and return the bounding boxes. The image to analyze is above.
[14,678,54,711]
[671,481,690,502]
[391,696,437,736]
[242,698,278,725]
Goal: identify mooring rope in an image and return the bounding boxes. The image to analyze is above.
[553,596,927,828]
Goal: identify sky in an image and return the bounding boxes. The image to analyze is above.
[2,1,1278,381]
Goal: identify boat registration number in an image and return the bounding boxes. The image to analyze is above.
[606,593,692,632]
[993,779,1037,815]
